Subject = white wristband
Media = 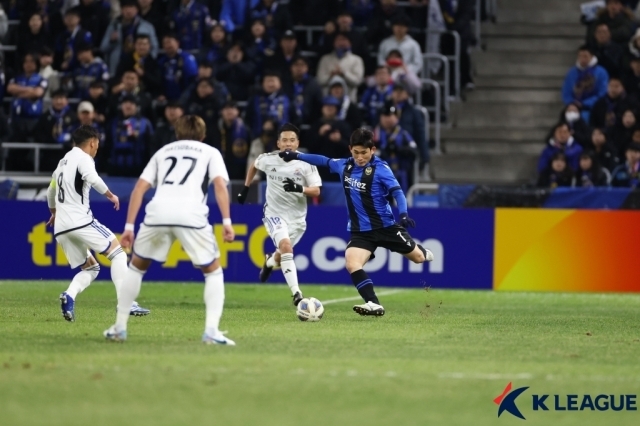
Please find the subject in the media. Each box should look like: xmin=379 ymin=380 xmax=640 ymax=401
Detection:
xmin=222 ymin=218 xmax=232 ymax=226
xmin=124 ymin=223 xmax=135 ymax=232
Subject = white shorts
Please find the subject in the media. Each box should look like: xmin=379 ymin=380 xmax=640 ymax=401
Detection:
xmin=132 ymin=224 xmax=219 ymax=267
xmin=55 ymin=220 xmax=116 ymax=269
xmin=263 ymin=216 xmax=306 ymax=249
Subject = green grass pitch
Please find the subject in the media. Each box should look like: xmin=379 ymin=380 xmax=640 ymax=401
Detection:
xmin=1 ymin=281 xmax=640 ymax=426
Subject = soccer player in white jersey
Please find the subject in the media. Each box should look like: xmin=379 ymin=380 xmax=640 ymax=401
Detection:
xmin=103 ymin=115 xmax=236 ymax=345
xmin=47 ymin=126 xmax=150 ymax=321
xmin=237 ymin=123 xmax=322 ymax=306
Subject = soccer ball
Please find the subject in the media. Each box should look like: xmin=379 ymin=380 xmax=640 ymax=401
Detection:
xmin=296 ymin=297 xmax=324 ymax=322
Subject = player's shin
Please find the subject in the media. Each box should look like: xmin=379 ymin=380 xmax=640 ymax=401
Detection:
xmin=280 ymin=253 xmax=300 ymax=295
xmin=107 ymin=247 xmax=127 ymax=299
xmin=66 ymin=264 xmax=100 ymax=299
xmin=115 ymin=265 xmax=144 ymax=330
xmin=350 ymin=269 xmax=379 ymax=304
xmin=204 ymin=268 xmax=225 ymax=336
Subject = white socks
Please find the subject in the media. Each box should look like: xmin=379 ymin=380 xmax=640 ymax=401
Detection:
xmin=204 ymin=268 xmax=225 ymax=337
xmin=65 ymin=264 xmax=100 ymax=299
xmin=115 ymin=265 xmax=144 ymax=331
xmin=107 ymin=247 xmax=127 ymax=299
xmin=267 ymin=252 xmax=279 ymax=269
xmin=280 ymin=253 xmax=300 ymax=295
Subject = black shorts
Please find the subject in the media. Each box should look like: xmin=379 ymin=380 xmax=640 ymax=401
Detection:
xmin=348 ymin=224 xmax=417 ymax=257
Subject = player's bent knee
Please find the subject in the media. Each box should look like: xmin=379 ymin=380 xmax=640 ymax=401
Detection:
xmin=201 ymin=258 xmax=221 ymax=274
xmin=130 ymin=254 xmax=152 ymax=272
xmin=278 ymin=239 xmax=293 ymax=254
xmin=81 ymin=262 xmax=100 ymax=280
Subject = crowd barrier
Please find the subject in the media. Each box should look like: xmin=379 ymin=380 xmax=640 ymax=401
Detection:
xmin=1 ymin=201 xmax=639 ymax=292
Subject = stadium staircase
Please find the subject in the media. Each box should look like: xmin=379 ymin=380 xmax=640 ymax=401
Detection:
xmin=432 ymin=0 xmax=585 ymax=184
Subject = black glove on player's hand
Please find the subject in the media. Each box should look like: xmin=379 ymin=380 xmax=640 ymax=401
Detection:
xmin=283 ymin=178 xmax=303 ymax=193
xmin=278 ymin=150 xmax=300 ymax=162
xmin=237 ymin=186 xmax=249 ymax=204
xmin=399 ymin=213 xmax=416 ymax=228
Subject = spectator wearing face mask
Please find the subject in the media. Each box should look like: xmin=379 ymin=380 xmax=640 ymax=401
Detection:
xmin=247 ymin=118 xmax=278 ymax=180
xmin=587 ymin=0 xmax=634 ymax=46
xmin=316 ymin=32 xmax=364 ymax=102
xmin=384 ymin=49 xmax=421 ymax=95
xmin=590 ymin=77 xmax=636 ymax=132
xmin=575 ymin=151 xmax=609 ymax=187
xmin=537 ymin=152 xmax=575 ymax=188
xmin=562 ymin=45 xmax=609 ymax=123
xmin=611 ymin=142 xmax=640 ymax=187
xmin=212 ymin=101 xmax=252 ymax=180
xmin=589 ymin=127 xmax=620 ymax=171
xmin=538 ymin=123 xmax=584 ymax=173
xmin=559 ymin=103 xmax=592 ymax=147
xmin=590 ymin=23 xmax=624 ymax=78
xmin=318 ymin=11 xmax=371 ymax=72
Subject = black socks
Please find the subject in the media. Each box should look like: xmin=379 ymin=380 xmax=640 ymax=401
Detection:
xmin=350 ymin=269 xmax=379 ymax=304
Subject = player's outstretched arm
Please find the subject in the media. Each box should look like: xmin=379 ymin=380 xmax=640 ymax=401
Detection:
xmin=279 ymin=150 xmax=332 ymax=168
xmin=213 ymin=176 xmax=235 ymax=243
xmin=238 ymin=162 xmax=258 ymax=204
xmin=391 ymin=187 xmax=416 ymax=228
xmin=121 ymin=179 xmax=151 ymax=248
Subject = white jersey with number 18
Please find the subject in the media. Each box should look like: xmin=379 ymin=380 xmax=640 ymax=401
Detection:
xmin=139 ymin=140 xmax=229 ymax=228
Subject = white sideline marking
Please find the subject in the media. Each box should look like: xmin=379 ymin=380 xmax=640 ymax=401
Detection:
xmin=439 ymin=372 xmax=533 ymax=380
xmin=321 ymin=289 xmax=406 ymax=305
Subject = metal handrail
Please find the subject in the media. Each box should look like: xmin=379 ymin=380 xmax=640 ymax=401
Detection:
xmin=420 ymin=79 xmax=440 ymax=154
xmin=406 ymin=183 xmax=440 ymax=207
xmin=1 ymin=143 xmax=63 ymax=173
xmin=422 ymin=53 xmax=450 ymax=113
xmin=428 ymin=29 xmax=460 ymax=100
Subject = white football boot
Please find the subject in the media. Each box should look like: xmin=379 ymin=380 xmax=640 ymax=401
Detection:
xmin=353 ymin=301 xmax=385 ymax=316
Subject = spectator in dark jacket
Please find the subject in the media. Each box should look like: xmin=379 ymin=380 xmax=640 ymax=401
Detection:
xmin=7 ymin=52 xmax=48 ymax=142
xmin=328 ymin=75 xmax=363 ymax=132
xmin=108 ymin=70 xmax=154 ymax=121
xmin=114 ymin=34 xmax=162 ymax=96
xmin=285 ymin=56 xmax=323 ymax=126
xmin=361 ymin=65 xmax=394 ymax=126
xmin=55 ymin=8 xmax=92 ymax=72
xmin=75 ymin=0 xmax=110 ymax=45
xmin=157 ymin=32 xmax=198 ymax=101
xmin=610 ymin=108 xmax=637 ymax=153
xmin=66 ymin=43 xmax=110 ymax=100
xmin=308 ymin=96 xmax=352 ymax=181
xmin=87 ymin=81 xmax=109 ymax=124
xmin=184 ymin=79 xmax=223 ymax=144
xmin=170 ymin=0 xmax=212 ymax=50
xmin=203 ymin=23 xmax=229 ymax=65
xmin=390 ymin=83 xmax=428 ymax=166
xmin=587 ymin=0 xmax=634 ymax=45
xmin=179 ymin=61 xmax=229 ymax=107
xmin=152 ymin=101 xmax=183 ymax=154
xmin=575 ymin=151 xmax=609 ymax=187
xmin=11 ymin=13 xmax=53 ymax=69
xmin=215 ymin=41 xmax=256 ymax=101
xmin=538 ymin=123 xmax=584 ymax=173
xmin=246 ymin=71 xmax=291 ymax=136
xmin=246 ymin=19 xmax=277 ymax=78
xmin=264 ymin=29 xmax=299 ymax=87
xmin=211 ymin=101 xmax=252 ymax=180
xmin=611 ymin=142 xmax=640 ymax=186
xmin=590 ymin=23 xmax=624 ymax=78
xmin=590 ymin=77 xmax=635 ymax=132
xmin=537 ymin=152 xmax=576 ymax=188
xmin=558 ymin=103 xmax=592 ymax=147
xmin=248 ymin=0 xmax=293 ymax=40
xmin=590 ymin=127 xmax=620 ymax=171
xmin=34 ymin=89 xmax=76 ymax=170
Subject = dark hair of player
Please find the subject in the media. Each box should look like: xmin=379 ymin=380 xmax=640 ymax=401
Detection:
xmin=278 ymin=123 xmax=300 ymax=140
xmin=349 ymin=128 xmax=375 ymax=149
xmin=72 ymin=125 xmax=101 ymax=146
xmin=175 ymin=115 xmax=206 ymax=141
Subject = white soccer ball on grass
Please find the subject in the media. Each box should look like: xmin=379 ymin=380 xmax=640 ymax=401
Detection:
xmin=296 ymin=297 xmax=324 ymax=322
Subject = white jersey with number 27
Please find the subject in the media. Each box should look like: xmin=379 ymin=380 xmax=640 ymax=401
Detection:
xmin=139 ymin=140 xmax=229 ymax=228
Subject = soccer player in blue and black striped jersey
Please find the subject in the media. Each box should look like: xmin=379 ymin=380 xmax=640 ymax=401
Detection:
xmin=279 ymin=128 xmax=434 ymax=316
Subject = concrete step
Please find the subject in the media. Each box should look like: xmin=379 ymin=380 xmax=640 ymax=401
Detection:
xmin=453 ymin=102 xmax=561 ymax=127
xmin=475 ymin=60 xmax=570 ymax=78
xmin=497 ymin=0 xmax=586 ymax=11
xmin=475 ymin=76 xmax=564 ymax=90
xmin=498 ymin=9 xmax=582 ymax=24
xmin=482 ymin=23 xmax=585 ymax=38
xmin=465 ymin=89 xmax=561 ymax=103
xmin=443 ymin=140 xmax=543 ymax=155
xmin=441 ymin=127 xmax=549 ymax=142
xmin=431 ymin=153 xmax=538 ymax=184
xmin=487 ymin=37 xmax=580 ymax=52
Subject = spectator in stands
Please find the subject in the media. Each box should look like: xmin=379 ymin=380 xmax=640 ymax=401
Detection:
xmin=114 ymin=34 xmax=161 ymax=96
xmin=211 ymin=100 xmax=252 ymax=180
xmin=246 ymin=19 xmax=277 ymax=77
xmin=7 ymin=52 xmax=48 ymax=142
xmin=610 ymin=108 xmax=637 ymax=153
xmin=575 ymin=151 xmax=609 ymax=187
xmin=100 ymin=0 xmax=159 ymax=75
xmin=385 ymin=49 xmax=421 ymax=95
xmin=536 ymin=152 xmax=575 ymax=188
xmin=170 ymin=0 xmax=212 ymax=51
xmin=590 ymin=127 xmax=620 ymax=171
xmin=87 ymin=80 xmax=108 ymax=123
xmin=308 ymin=96 xmax=352 ymax=181
xmin=611 ymin=142 xmax=640 ymax=186
xmin=377 ymin=14 xmax=422 ymax=77
xmin=23 ymin=0 xmax=64 ymax=36
xmin=286 ymin=56 xmax=322 ymax=127
xmin=246 ymin=71 xmax=291 ymax=136
xmin=290 ymin=0 xmax=340 ymax=27
xmin=138 ymin=0 xmax=167 ymax=40
xmin=156 ymin=32 xmax=198 ymax=102
xmin=39 ymin=47 xmax=60 ymax=101
xmin=152 ymin=101 xmax=182 ymax=153
xmin=65 ymin=43 xmax=109 ymax=100
xmin=561 ymin=45 xmax=609 ymax=123
xmin=390 ymin=83 xmax=428 ymax=166
xmin=538 ymin=123 xmax=583 ymax=173
xmin=316 ymin=32 xmax=364 ymax=102
xmin=109 ymin=70 xmax=154 ymax=121
xmin=590 ymin=23 xmax=624 ymax=78
xmin=76 ymin=100 xmax=106 ymax=142
xmin=33 ymin=89 xmax=75 ymax=147
xmin=587 ymin=0 xmax=634 ymax=45
xmin=13 ymin=13 xmax=53 ymax=68
xmin=247 ymin=117 xmax=278 ymax=177
xmin=203 ymin=23 xmax=229 ymax=64
xmin=215 ymin=41 xmax=256 ymax=101
xmin=248 ymin=0 xmax=293 ymax=40
xmin=75 ymin=0 xmax=110 ymax=45
xmin=374 ymin=103 xmax=418 ymax=191
xmin=623 ymin=28 xmax=640 ymax=69
xmin=55 ymin=7 xmax=92 ymax=71
xmin=328 ymin=76 xmax=363 ymax=132
xmin=558 ymin=103 xmax=591 ymax=147
xmin=264 ymin=29 xmax=299 ymax=86
xmin=179 ymin=61 xmax=229 ymax=106
xmin=105 ymin=94 xmax=153 ymax=176
xmin=367 ymin=0 xmax=406 ymax=47
xmin=318 ymin=11 xmax=370 ymax=72
xmin=361 ymin=65 xmax=394 ymax=126
xmin=343 ymin=0 xmax=375 ymax=26
xmin=184 ymin=79 xmax=223 ymax=142
xmin=590 ymin=77 xmax=635 ymax=133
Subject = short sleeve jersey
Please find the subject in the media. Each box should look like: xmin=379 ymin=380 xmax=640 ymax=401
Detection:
xmin=327 ymin=156 xmax=400 ymax=232
xmin=255 ymin=152 xmax=322 ymax=224
xmin=140 ymin=140 xmax=229 ymax=228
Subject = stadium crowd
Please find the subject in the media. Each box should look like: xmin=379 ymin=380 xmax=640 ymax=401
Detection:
xmin=541 ymin=0 xmax=640 ymax=188
xmin=0 ymin=0 xmax=476 ymax=192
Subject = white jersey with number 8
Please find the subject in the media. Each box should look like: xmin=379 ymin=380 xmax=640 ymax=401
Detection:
xmin=139 ymin=140 xmax=229 ymax=228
